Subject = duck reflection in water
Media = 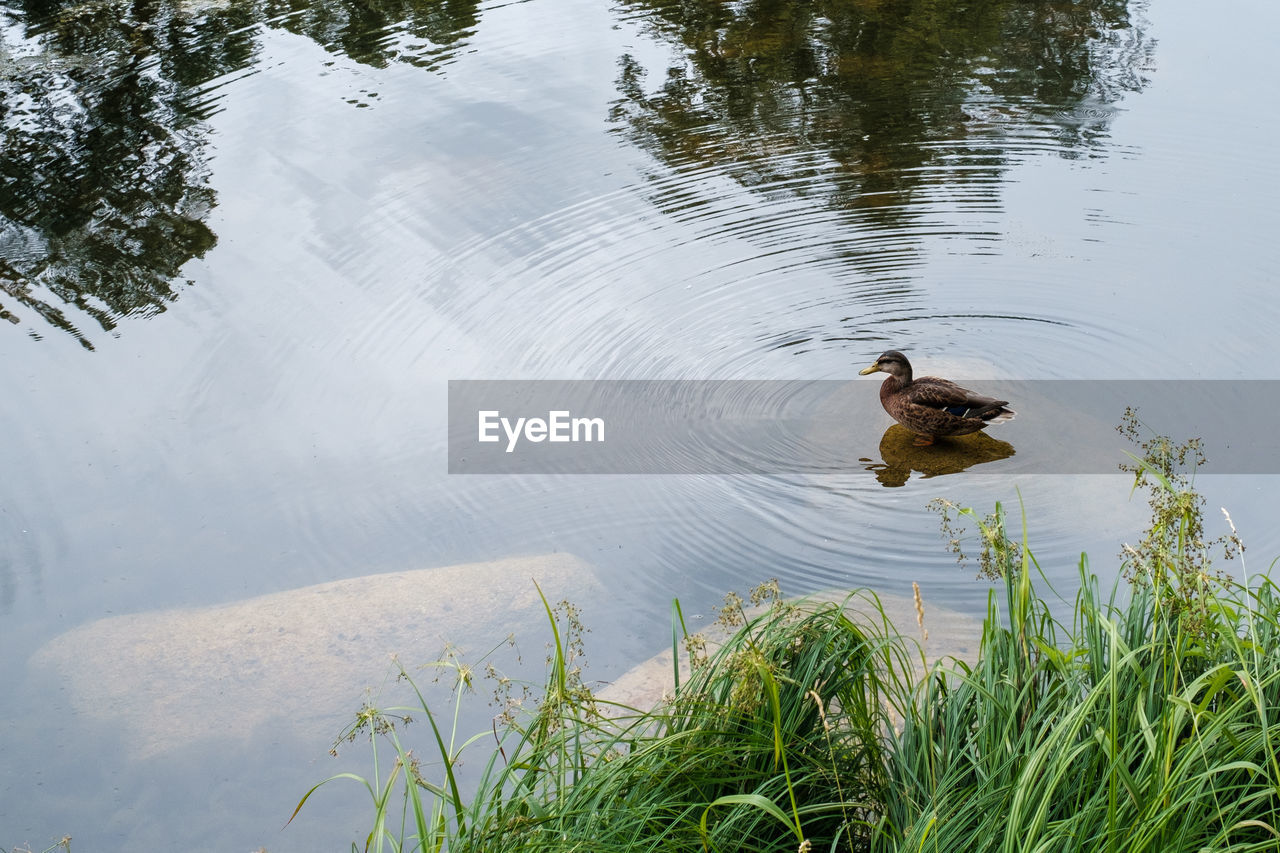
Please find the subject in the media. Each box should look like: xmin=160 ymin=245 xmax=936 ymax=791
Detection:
xmin=861 ymin=424 xmax=1015 ymax=487
xmin=855 ymin=350 xmax=1016 ymax=486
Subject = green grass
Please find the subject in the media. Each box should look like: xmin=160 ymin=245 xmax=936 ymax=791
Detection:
xmin=297 ymin=428 xmax=1280 ymax=852
xmin=885 ymin=513 xmax=1280 ymax=852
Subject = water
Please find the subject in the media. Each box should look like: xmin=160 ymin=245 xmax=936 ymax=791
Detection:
xmin=3 ymin=0 xmax=1279 ymax=847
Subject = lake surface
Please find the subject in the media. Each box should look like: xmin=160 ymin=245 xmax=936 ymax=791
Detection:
xmin=3 ymin=0 xmax=1279 ymax=847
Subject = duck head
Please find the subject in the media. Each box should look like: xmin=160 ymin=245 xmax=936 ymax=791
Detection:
xmin=858 ymin=350 xmax=913 ymax=383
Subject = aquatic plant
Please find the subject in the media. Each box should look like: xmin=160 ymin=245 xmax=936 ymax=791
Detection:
xmin=3 ymin=837 xmax=72 ymax=853
xmin=297 ymin=425 xmax=1280 ymax=852
xmin=886 ymin=510 xmax=1278 ymax=851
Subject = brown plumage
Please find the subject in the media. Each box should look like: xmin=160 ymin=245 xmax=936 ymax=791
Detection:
xmin=858 ymin=350 xmax=1015 ymax=446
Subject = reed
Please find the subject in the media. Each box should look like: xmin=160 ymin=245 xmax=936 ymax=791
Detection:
xmin=297 ymin=426 xmax=1280 ymax=852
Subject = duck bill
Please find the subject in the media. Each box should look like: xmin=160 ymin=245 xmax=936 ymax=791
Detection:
xmin=858 ymin=363 xmax=881 ymax=375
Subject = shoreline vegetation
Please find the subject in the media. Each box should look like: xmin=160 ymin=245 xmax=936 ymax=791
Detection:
xmin=296 ymin=423 xmax=1280 ymax=852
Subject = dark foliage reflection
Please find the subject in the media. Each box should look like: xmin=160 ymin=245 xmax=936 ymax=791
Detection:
xmin=611 ymin=0 xmax=1154 ymax=245
xmin=0 ymin=0 xmax=479 ymax=346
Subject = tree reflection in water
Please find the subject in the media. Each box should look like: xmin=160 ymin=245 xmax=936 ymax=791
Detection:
xmin=610 ymin=0 xmax=1154 ymax=342
xmin=1 ymin=0 xmax=1153 ymax=347
xmin=614 ymin=0 xmax=1153 ymax=203
xmin=0 ymin=0 xmax=480 ymax=347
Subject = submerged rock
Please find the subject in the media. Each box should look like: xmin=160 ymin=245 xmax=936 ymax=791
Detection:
xmin=32 ymin=553 xmax=596 ymax=757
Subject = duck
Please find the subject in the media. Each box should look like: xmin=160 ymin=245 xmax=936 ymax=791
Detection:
xmin=858 ymin=350 xmax=1015 ymax=446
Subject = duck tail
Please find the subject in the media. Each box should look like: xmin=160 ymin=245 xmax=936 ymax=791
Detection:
xmin=983 ymin=406 xmax=1015 ymax=425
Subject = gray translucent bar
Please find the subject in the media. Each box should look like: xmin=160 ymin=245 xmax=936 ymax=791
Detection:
xmin=448 ymin=380 xmax=1276 ymax=475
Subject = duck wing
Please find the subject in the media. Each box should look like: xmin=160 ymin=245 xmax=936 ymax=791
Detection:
xmin=910 ymin=377 xmax=1011 ymax=420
